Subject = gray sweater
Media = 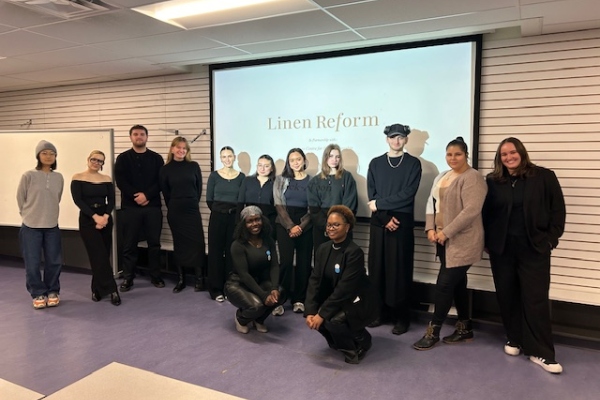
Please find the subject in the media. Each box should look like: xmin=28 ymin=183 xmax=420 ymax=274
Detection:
xmin=16 ymin=169 xmax=63 ymax=228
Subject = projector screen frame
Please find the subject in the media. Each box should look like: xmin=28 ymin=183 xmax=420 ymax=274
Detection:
xmin=209 ymin=34 xmax=483 ymax=225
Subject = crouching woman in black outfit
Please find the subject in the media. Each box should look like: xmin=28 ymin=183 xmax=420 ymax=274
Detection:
xmin=225 ymin=206 xmax=286 ymax=334
xmin=304 ymin=205 xmax=380 ymax=364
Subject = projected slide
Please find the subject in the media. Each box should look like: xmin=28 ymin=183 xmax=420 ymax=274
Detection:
xmin=211 ymin=38 xmax=479 ymax=220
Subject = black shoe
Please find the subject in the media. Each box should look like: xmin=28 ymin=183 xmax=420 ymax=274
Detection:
xmin=151 ymin=277 xmax=165 ymax=288
xmin=92 ymin=291 xmax=102 ymax=302
xmin=367 ymin=318 xmax=382 ymax=328
xmin=442 ymin=320 xmax=474 ymax=344
xmin=340 ymin=349 xmax=360 ymax=364
xmin=120 ymin=279 xmax=133 ymax=292
xmin=412 ymin=322 xmax=441 ymax=350
xmin=110 ymin=292 xmax=121 ymax=306
xmin=194 ymin=278 xmax=205 ymax=292
xmin=173 ymin=278 xmax=186 ymax=293
xmin=392 ymin=321 xmax=410 ymax=335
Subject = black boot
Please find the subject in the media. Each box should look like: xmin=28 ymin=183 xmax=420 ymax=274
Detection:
xmin=194 ymin=276 xmax=205 ymax=292
xmin=173 ymin=275 xmax=186 ymax=293
xmin=340 ymin=349 xmax=360 ymax=364
xmin=354 ymin=329 xmax=372 ymax=361
xmin=412 ymin=322 xmax=441 ymax=350
xmin=442 ymin=319 xmax=473 ymax=344
xmin=110 ymin=292 xmax=121 ymax=306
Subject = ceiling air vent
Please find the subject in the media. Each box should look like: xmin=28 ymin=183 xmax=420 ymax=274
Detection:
xmin=8 ymin=0 xmax=119 ymax=19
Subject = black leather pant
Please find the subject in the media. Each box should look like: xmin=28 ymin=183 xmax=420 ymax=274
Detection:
xmin=319 ymin=310 xmax=372 ymax=352
xmin=225 ymin=276 xmax=287 ymax=326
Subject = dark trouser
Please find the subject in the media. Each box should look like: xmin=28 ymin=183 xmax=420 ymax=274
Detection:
xmin=368 ymin=212 xmax=414 ymax=324
xmin=120 ymin=206 xmax=162 ymax=280
xmin=225 ymin=277 xmax=287 ymax=325
xmin=432 ymin=244 xmax=471 ymax=325
xmin=489 ymin=234 xmax=556 ymax=362
xmin=276 ymin=223 xmax=313 ymax=304
xmin=79 ymin=218 xmax=117 ymax=297
xmin=319 ymin=310 xmax=372 ymax=352
xmin=207 ymin=211 xmax=236 ymax=298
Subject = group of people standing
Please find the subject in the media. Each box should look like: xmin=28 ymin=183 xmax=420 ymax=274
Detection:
xmin=16 ymin=123 xmax=565 ymax=373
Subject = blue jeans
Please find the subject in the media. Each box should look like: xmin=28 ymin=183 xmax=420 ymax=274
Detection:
xmin=20 ymin=225 xmax=63 ymax=298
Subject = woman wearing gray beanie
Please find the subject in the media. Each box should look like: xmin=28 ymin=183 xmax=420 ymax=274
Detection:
xmin=17 ymin=140 xmax=64 ymax=309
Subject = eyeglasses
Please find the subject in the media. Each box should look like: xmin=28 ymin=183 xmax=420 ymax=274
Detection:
xmin=326 ymin=222 xmax=347 ymax=230
xmin=90 ymin=158 xmax=105 ymax=165
xmin=40 ymin=151 xmax=56 ymax=156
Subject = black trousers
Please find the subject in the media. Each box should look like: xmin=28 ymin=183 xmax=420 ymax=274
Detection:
xmin=79 ymin=217 xmax=117 ymax=297
xmin=319 ymin=310 xmax=372 ymax=352
xmin=276 ymin=223 xmax=313 ymax=304
xmin=207 ymin=211 xmax=236 ymax=298
xmin=225 ymin=277 xmax=287 ymax=325
xmin=489 ymin=234 xmax=556 ymax=361
xmin=119 ymin=206 xmax=162 ymax=280
xmin=432 ymin=244 xmax=470 ymax=325
xmin=368 ymin=212 xmax=414 ymax=323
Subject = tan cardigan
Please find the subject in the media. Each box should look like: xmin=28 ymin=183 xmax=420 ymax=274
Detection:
xmin=425 ymin=167 xmax=487 ymax=268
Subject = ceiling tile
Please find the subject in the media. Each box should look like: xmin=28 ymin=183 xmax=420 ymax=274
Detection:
xmin=15 ymin=45 xmax=130 ymax=68
xmin=9 ymin=64 xmax=103 ymax=83
xmin=28 ymin=9 xmax=181 ymax=45
xmin=0 ymin=30 xmax=77 ymax=57
xmin=143 ymin=47 xmax=248 ymax=64
xmin=193 ymin=10 xmax=346 ymax=45
xmin=0 ymin=2 xmax=64 ymax=28
xmin=237 ymin=31 xmax=363 ymax=55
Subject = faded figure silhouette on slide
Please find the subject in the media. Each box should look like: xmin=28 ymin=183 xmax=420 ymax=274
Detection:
xmin=237 ymin=152 xmax=252 ymax=176
xmin=404 ymin=129 xmax=438 ymax=222
xmin=305 ymin=152 xmax=319 ymax=178
xmin=341 ymin=148 xmax=369 ymax=218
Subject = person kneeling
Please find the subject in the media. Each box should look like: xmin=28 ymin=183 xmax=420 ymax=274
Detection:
xmin=304 ymin=205 xmax=380 ymax=364
xmin=225 ymin=206 xmax=285 ymax=334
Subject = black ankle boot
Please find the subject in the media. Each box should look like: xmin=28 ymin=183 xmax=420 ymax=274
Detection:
xmin=442 ymin=319 xmax=474 ymax=344
xmin=412 ymin=322 xmax=442 ymax=350
xmin=92 ymin=291 xmax=102 ymax=302
xmin=173 ymin=275 xmax=186 ymax=293
xmin=194 ymin=277 xmax=205 ymax=292
xmin=340 ymin=349 xmax=360 ymax=364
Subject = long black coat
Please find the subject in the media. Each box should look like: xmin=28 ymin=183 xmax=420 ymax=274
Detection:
xmin=483 ymin=166 xmax=566 ymax=254
xmin=304 ymin=238 xmax=380 ymax=330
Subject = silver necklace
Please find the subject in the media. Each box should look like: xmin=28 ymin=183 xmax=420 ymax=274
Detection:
xmin=387 ymin=153 xmax=404 ymax=168
xmin=332 ymin=243 xmax=342 ymax=250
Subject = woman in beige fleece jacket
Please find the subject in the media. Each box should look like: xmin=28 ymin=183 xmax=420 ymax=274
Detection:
xmin=413 ymin=137 xmax=487 ymax=350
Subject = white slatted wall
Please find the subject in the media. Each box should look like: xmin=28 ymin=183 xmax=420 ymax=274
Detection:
xmin=1 ymin=28 xmax=599 ymax=305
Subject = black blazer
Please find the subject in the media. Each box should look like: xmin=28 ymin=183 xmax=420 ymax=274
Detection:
xmin=304 ymin=237 xmax=380 ymax=330
xmin=483 ymin=166 xmax=566 ymax=254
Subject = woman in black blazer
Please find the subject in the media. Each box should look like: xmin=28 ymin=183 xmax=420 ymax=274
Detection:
xmin=304 ymin=205 xmax=380 ymax=364
xmin=483 ymin=137 xmax=566 ymax=374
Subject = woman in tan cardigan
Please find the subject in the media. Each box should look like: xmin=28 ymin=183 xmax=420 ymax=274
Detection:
xmin=413 ymin=137 xmax=487 ymax=350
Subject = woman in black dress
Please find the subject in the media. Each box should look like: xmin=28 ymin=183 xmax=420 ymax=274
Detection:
xmin=225 ymin=206 xmax=284 ymax=334
xmin=305 ymin=205 xmax=380 ymax=364
xmin=159 ymin=137 xmax=206 ymax=293
xmin=71 ymin=150 xmax=120 ymax=305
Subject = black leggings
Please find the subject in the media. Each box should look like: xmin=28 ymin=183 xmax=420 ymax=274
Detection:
xmin=432 ymin=244 xmax=471 ymax=326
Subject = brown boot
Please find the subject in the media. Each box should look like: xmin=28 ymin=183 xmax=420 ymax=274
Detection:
xmin=412 ymin=322 xmax=441 ymax=351
xmin=442 ymin=320 xmax=474 ymax=344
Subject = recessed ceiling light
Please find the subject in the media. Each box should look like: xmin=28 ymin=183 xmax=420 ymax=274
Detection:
xmin=133 ymin=0 xmax=317 ymax=30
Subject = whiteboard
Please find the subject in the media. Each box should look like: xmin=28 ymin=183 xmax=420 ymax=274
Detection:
xmin=0 ymin=129 xmax=114 ymax=230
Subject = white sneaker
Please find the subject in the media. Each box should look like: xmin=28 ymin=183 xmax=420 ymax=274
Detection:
xmin=504 ymin=341 xmax=521 ymax=356
xmin=272 ymin=305 xmax=284 ymax=316
xmin=234 ymin=313 xmax=249 ymax=334
xmin=215 ymin=295 xmax=225 ymax=303
xmin=254 ymin=322 xmax=268 ymax=333
xmin=530 ymin=356 xmax=563 ymax=374
xmin=292 ymin=302 xmax=305 ymax=313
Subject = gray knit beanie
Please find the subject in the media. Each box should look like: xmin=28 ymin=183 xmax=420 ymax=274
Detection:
xmin=35 ymin=140 xmax=57 ymax=157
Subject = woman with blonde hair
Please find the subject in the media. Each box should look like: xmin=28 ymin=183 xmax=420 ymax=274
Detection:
xmin=71 ymin=150 xmax=120 ymax=305
xmin=307 ymin=144 xmax=357 ymax=256
xmin=160 ymin=137 xmax=206 ymax=293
